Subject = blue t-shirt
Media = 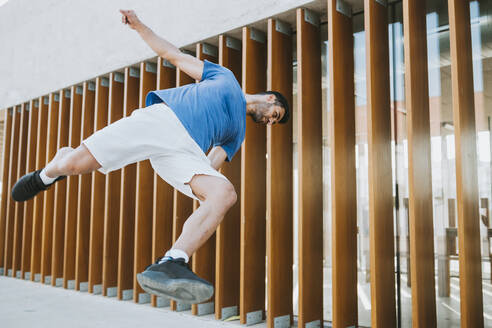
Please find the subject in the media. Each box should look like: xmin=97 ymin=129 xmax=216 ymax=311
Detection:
xmin=145 ymin=60 xmax=246 ymax=162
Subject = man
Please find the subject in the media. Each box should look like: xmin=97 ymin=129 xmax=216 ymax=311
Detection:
xmin=11 ymin=9 xmax=289 ymax=304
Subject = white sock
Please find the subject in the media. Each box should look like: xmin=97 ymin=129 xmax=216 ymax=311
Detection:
xmin=161 ymin=249 xmax=189 ymax=263
xmin=39 ymin=168 xmax=58 ymax=185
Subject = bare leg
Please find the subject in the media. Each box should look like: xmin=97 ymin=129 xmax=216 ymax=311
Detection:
xmin=43 ymin=144 xmax=101 ymax=177
xmin=172 ymin=174 xmax=237 ymax=257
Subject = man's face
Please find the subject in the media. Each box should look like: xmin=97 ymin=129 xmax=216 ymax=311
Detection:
xmin=252 ymin=102 xmax=285 ymax=125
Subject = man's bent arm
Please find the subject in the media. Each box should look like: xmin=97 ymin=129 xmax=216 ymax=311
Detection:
xmin=207 ymin=146 xmax=227 ymax=171
xmin=120 ymin=10 xmax=204 ymax=81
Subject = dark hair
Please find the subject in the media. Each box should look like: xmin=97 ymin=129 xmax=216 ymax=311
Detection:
xmin=258 ymin=91 xmax=290 ymax=124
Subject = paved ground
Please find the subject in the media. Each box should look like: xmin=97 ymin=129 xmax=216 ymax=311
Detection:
xmin=0 ymin=276 xmax=258 ymax=328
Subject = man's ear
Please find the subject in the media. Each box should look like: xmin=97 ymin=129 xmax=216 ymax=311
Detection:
xmin=266 ymin=94 xmax=276 ymax=103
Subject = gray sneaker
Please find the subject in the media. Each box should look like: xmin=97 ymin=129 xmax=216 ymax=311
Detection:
xmin=136 ymin=256 xmax=214 ymax=304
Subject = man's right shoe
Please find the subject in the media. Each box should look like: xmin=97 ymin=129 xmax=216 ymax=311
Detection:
xmin=11 ymin=169 xmax=66 ymax=202
xmin=136 ymin=256 xmax=214 ymax=304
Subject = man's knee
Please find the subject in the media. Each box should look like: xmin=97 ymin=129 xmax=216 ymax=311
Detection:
xmin=210 ymin=180 xmax=237 ymax=209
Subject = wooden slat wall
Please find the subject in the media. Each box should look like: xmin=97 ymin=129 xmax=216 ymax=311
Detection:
xmin=76 ymin=82 xmax=95 ymax=291
xmin=170 ymin=67 xmax=195 ymax=312
xmin=117 ymin=67 xmax=139 ymax=300
xmin=30 ymin=97 xmax=49 ymax=282
xmin=51 ymin=90 xmax=71 ymax=287
xmin=191 ymin=43 xmax=218 ymax=316
xmin=296 ymin=8 xmax=323 ymax=328
xmin=133 ymin=62 xmax=156 ymax=303
xmin=266 ymin=18 xmax=293 ymax=328
xmin=41 ymin=94 xmax=60 ymax=283
xmin=150 ymin=58 xmax=175 ymax=308
xmin=3 ymin=106 xmax=20 ymax=277
xmin=0 ymin=107 xmax=13 ymax=273
xmin=402 ymin=0 xmax=438 ymax=326
xmin=63 ymin=86 xmax=83 ymax=289
xmin=448 ymin=0 xmax=484 ymax=326
xmin=215 ymin=35 xmax=242 ymax=320
xmin=327 ymin=1 xmax=358 ymax=326
xmin=12 ymin=104 xmax=29 ymax=278
xmin=240 ymin=26 xmax=267 ymax=325
xmin=102 ymin=72 xmax=124 ymax=297
xmin=21 ymin=100 xmax=39 ymax=279
xmin=88 ymin=78 xmax=109 ymax=294
xmin=365 ymin=1 xmax=396 ymax=326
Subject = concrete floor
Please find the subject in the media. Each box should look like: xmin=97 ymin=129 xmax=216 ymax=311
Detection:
xmin=0 ymin=276 xmax=257 ymax=328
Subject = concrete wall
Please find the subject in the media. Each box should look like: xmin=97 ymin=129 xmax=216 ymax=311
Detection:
xmin=0 ymin=0 xmax=314 ymax=108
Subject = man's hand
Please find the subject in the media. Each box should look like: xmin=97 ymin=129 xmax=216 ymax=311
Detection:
xmin=120 ymin=9 xmax=143 ymax=31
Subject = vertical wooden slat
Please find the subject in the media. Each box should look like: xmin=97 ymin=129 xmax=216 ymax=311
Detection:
xmin=3 ymin=105 xmax=20 ymax=277
xmin=41 ymin=93 xmax=60 ymax=283
xmin=12 ymin=103 xmax=29 ymax=278
xmin=51 ymin=89 xmax=71 ymax=286
xmin=448 ymin=0 xmax=484 ymax=326
xmin=191 ymin=43 xmax=218 ymax=316
xmin=133 ymin=62 xmax=156 ymax=303
xmin=117 ymin=67 xmax=139 ymax=300
xmin=150 ymin=58 xmax=175 ymax=308
xmin=296 ymin=8 xmax=323 ymax=328
xmin=170 ymin=67 xmax=195 ymax=311
xmin=30 ymin=97 xmax=49 ymax=281
xmin=0 ymin=107 xmax=13 ymax=273
xmin=266 ymin=18 xmax=293 ymax=328
xmin=102 ymin=73 xmax=124 ymax=297
xmin=327 ymin=0 xmax=358 ymax=326
xmin=88 ymin=77 xmax=109 ymax=294
xmin=20 ymin=100 xmax=39 ymax=279
xmin=76 ymin=81 xmax=95 ymax=290
xmin=402 ymin=0 xmax=437 ymax=326
xmin=365 ymin=1 xmax=396 ymax=326
xmin=240 ymin=26 xmax=267 ymax=324
xmin=63 ymin=85 xmax=83 ymax=289
xmin=215 ymin=35 xmax=242 ymax=320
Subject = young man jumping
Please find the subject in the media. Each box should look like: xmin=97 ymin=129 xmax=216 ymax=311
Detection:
xmin=11 ymin=9 xmax=289 ymax=304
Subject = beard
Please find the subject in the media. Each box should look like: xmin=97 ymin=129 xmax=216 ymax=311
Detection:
xmin=251 ymin=104 xmax=269 ymax=123
xmin=251 ymin=111 xmax=264 ymax=123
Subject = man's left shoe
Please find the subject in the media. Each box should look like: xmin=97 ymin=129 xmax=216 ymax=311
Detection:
xmin=136 ymin=256 xmax=214 ymax=304
xmin=11 ymin=169 xmax=66 ymax=202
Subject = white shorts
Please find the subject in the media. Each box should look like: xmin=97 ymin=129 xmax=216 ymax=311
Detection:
xmin=82 ymin=102 xmax=228 ymax=201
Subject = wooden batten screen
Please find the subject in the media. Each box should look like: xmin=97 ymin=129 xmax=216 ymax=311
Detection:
xmin=169 ymin=66 xmax=195 ymax=312
xmin=266 ymin=18 xmax=293 ymax=328
xmin=215 ymin=34 xmax=242 ymax=320
xmin=41 ymin=93 xmax=60 ymax=284
xmin=150 ymin=58 xmax=175 ymax=308
xmin=328 ymin=0 xmax=358 ymax=326
xmin=191 ymin=43 xmax=218 ymax=317
xmin=31 ymin=97 xmax=49 ymax=282
xmin=118 ymin=67 xmax=139 ymax=300
xmin=51 ymin=89 xmax=71 ymax=287
xmin=134 ymin=62 xmax=157 ymax=304
xmin=20 ymin=100 xmax=38 ymax=280
xmin=63 ymin=85 xmax=83 ymax=289
xmin=12 ymin=103 xmax=28 ymax=280
xmin=403 ymin=0 xmax=438 ymax=326
xmin=76 ymin=81 xmax=95 ymax=291
xmin=88 ymin=77 xmax=109 ymax=294
xmin=296 ymin=8 xmax=324 ymax=328
xmin=448 ymin=0 xmax=484 ymax=326
xmin=0 ymin=107 xmax=13 ymax=275
xmin=240 ymin=26 xmax=267 ymax=326
xmin=102 ymin=72 xmax=124 ymax=297
xmin=365 ymin=0 xmax=396 ymax=326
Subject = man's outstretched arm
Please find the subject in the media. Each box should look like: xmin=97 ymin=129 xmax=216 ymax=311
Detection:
xmin=120 ymin=9 xmax=204 ymax=81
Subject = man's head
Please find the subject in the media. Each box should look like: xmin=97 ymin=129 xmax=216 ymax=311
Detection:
xmin=249 ymin=91 xmax=290 ymax=125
